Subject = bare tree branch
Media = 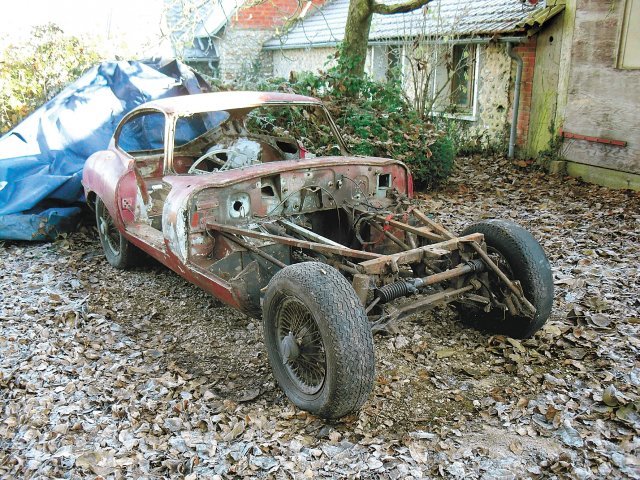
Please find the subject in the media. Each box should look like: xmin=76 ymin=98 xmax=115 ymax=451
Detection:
xmin=371 ymin=0 xmax=433 ymax=16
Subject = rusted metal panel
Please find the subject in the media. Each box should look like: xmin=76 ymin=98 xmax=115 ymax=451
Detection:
xmin=144 ymin=91 xmax=323 ymax=116
xmin=84 ymin=90 xmax=556 ymax=422
xmin=86 ymin=90 xmax=549 ymax=347
xmin=82 ymin=149 xmax=131 ymax=227
xmin=162 ymin=157 xmax=410 ymax=191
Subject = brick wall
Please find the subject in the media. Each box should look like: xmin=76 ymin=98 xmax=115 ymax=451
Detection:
xmin=513 ymin=36 xmax=537 ymax=149
xmin=234 ymin=0 xmax=326 ymax=30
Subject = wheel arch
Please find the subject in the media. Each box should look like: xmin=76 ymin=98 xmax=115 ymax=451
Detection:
xmin=86 ymin=190 xmax=97 ymax=211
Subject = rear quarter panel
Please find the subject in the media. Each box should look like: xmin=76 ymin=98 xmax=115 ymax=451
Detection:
xmin=82 ymin=148 xmax=131 ymax=226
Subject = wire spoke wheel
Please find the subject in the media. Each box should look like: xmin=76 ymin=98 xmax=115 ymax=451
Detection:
xmin=262 ymin=262 xmax=375 ymax=419
xmin=98 ymin=203 xmax=121 ymax=257
xmin=276 ymin=297 xmax=326 ymax=395
xmin=95 ymin=197 xmax=134 ymax=269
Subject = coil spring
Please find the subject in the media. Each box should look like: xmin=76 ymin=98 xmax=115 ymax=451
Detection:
xmin=376 ymin=281 xmax=413 ymax=303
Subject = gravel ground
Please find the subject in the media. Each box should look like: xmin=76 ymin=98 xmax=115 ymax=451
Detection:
xmin=1 ymin=156 xmax=639 ymax=479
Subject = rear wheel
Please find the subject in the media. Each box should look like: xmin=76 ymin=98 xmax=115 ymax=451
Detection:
xmin=459 ymin=219 xmax=553 ymax=338
xmin=262 ymin=262 xmax=375 ymax=419
xmin=95 ymin=197 xmax=134 ymax=269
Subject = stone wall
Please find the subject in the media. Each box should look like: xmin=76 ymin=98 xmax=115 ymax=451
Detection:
xmin=268 ymin=43 xmax=522 ymax=151
xmin=271 ymin=46 xmax=396 ymax=80
xmin=218 ymin=29 xmax=275 ymax=82
xmin=472 ymin=43 xmax=512 ymax=146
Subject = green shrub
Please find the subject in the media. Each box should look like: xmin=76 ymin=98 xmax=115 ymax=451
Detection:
xmin=432 ymin=113 xmax=507 ymax=156
xmin=410 ymin=135 xmax=455 ymax=190
xmin=228 ymin=47 xmax=454 ymax=190
xmin=300 ymin=69 xmax=453 ymax=189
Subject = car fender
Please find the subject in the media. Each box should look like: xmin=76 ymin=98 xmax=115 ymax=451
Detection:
xmin=82 ymin=150 xmax=130 ymax=225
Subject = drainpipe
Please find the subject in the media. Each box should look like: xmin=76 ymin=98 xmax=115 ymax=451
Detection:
xmin=507 ymin=42 xmax=523 ymax=159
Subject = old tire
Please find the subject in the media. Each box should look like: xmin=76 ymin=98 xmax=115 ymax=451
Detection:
xmin=95 ymin=197 xmax=134 ymax=269
xmin=459 ymin=219 xmax=553 ymax=338
xmin=262 ymin=262 xmax=375 ymax=419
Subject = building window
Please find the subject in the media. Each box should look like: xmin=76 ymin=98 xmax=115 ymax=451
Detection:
xmin=617 ymin=0 xmax=640 ymax=69
xmin=450 ymin=44 xmax=477 ymax=110
xmin=387 ymin=45 xmax=402 ymax=80
xmin=428 ymin=43 xmax=479 ymax=118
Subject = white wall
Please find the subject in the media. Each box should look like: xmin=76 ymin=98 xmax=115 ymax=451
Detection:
xmin=271 ymin=47 xmax=337 ymax=78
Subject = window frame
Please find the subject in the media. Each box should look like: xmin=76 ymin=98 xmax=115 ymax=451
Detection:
xmin=114 ymin=108 xmax=173 ymax=173
xmin=114 ymin=108 xmax=169 ymax=156
xmin=431 ymin=43 xmax=481 ymax=121
xmin=450 ymin=44 xmax=478 ymax=110
xmin=616 ymin=0 xmax=640 ymax=70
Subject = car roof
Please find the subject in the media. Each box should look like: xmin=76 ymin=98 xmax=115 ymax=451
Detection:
xmin=141 ymin=91 xmax=322 ymax=116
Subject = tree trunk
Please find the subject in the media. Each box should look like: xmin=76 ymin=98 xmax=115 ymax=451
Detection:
xmin=341 ymin=0 xmax=374 ymax=77
xmin=341 ymin=0 xmax=434 ymax=77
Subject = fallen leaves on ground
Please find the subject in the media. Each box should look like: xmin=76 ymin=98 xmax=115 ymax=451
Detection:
xmin=1 ymin=155 xmax=639 ymax=478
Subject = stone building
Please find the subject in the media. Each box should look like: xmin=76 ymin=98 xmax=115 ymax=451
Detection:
xmin=168 ymin=0 xmax=326 ymax=81
xmin=264 ymin=0 xmax=640 ymax=189
xmin=172 ymin=0 xmax=640 ymax=189
xmin=263 ymin=0 xmax=562 ymax=155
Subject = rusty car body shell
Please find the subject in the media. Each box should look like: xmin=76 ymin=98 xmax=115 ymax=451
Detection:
xmin=83 ymin=90 xmax=539 ymax=330
xmin=82 ymin=91 xmax=553 ymax=419
xmin=82 ymin=92 xmax=414 ymax=313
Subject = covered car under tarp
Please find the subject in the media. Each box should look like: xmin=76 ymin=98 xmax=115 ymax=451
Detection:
xmin=0 ymin=59 xmax=211 ymax=241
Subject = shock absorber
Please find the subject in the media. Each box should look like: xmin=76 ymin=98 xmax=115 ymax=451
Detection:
xmin=374 ymin=259 xmax=485 ymax=303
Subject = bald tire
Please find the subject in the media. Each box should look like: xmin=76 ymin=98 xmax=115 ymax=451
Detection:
xmin=262 ymin=262 xmax=375 ymax=419
xmin=459 ymin=219 xmax=553 ymax=338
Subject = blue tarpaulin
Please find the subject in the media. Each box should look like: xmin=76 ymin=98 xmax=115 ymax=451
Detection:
xmin=0 ymin=59 xmax=211 ymax=241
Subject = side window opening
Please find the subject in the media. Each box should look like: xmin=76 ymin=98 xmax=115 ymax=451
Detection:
xmin=117 ymin=112 xmax=166 ymax=155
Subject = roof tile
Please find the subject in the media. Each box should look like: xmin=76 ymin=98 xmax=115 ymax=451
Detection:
xmin=264 ymin=0 xmax=546 ymax=49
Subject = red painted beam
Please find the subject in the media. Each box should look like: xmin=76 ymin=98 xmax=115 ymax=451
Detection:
xmin=559 ymin=129 xmax=627 ymax=147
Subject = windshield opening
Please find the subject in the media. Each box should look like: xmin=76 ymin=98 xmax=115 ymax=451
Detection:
xmin=172 ymin=104 xmax=345 ymax=174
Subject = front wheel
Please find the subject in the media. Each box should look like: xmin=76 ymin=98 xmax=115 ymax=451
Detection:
xmin=262 ymin=262 xmax=375 ymax=419
xmin=458 ymin=219 xmax=554 ymax=338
